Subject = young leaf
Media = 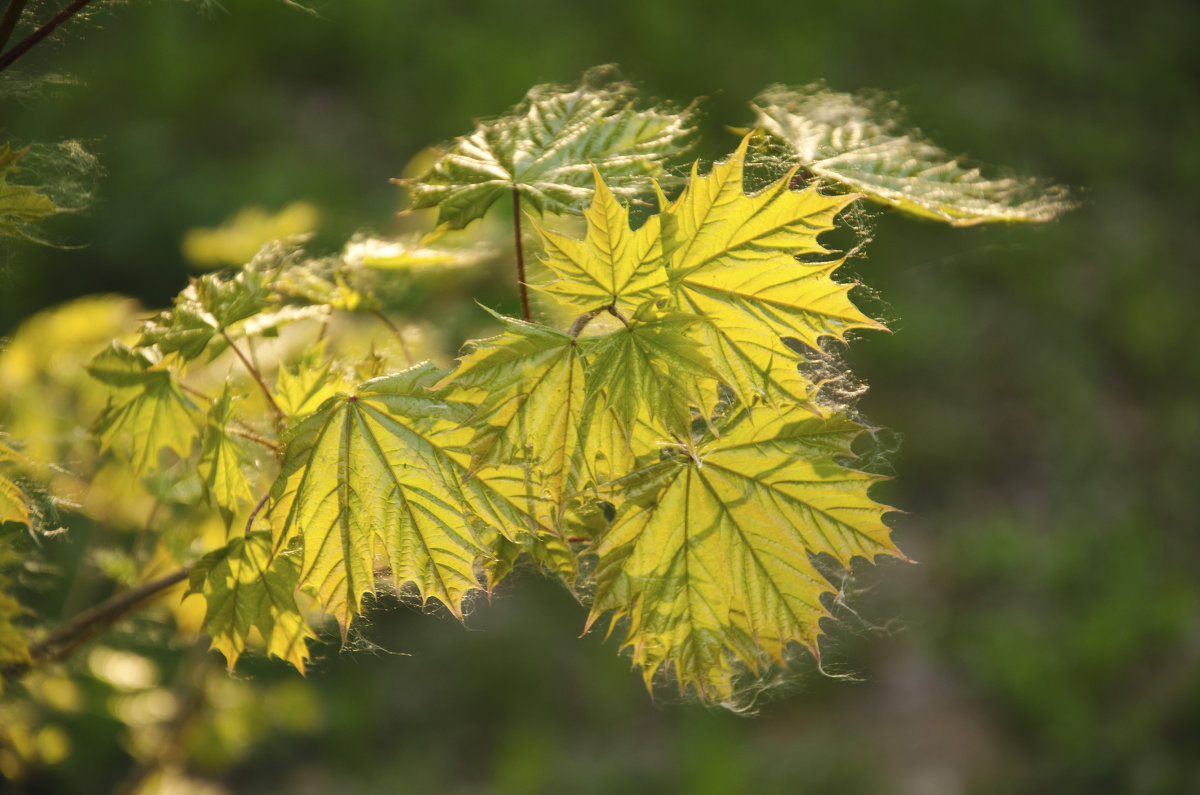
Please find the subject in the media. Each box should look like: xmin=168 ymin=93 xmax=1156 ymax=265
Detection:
xmin=197 ymin=384 xmax=255 ymax=512
xmin=270 ymin=363 xmax=535 ymax=630
xmin=438 ymin=312 xmax=589 ymax=510
xmin=582 ymin=302 xmax=722 ymax=439
xmin=405 ymin=67 xmax=694 ymax=230
xmin=751 ymin=85 xmax=1074 ymax=225
xmin=0 ymin=144 xmax=62 ymax=244
xmin=587 ymin=406 xmax=899 ymax=704
xmin=189 ymin=531 xmax=314 ymax=672
xmin=140 ymin=264 xmax=275 ymax=360
xmin=534 ymin=170 xmax=668 ymax=315
xmin=661 ymin=137 xmax=883 ymax=407
xmin=87 ymin=344 xmax=202 ymax=476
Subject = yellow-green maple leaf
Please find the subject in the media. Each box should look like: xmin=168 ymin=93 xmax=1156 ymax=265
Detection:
xmin=438 ymin=312 xmax=589 ymax=510
xmin=189 ymin=531 xmax=314 ymax=672
xmin=197 ymin=384 xmax=255 ymax=513
xmin=534 ymin=170 xmax=668 ymax=315
xmin=587 ymin=405 xmax=900 ymax=704
xmin=270 ymin=363 xmax=539 ymax=630
xmin=0 ymin=144 xmax=62 ymax=244
xmin=660 ymin=137 xmax=884 ymax=407
xmin=87 ymin=344 xmax=202 ymax=476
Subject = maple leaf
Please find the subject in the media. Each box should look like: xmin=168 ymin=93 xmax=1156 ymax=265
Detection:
xmin=660 ymin=136 xmax=883 ymax=408
xmin=751 ymin=85 xmax=1074 ymax=225
xmin=197 ymin=383 xmax=255 ymax=513
xmin=0 ymin=435 xmax=30 ymax=528
xmin=587 ymin=406 xmax=900 ymax=704
xmin=581 ymin=302 xmax=723 ymax=440
xmin=0 ymin=144 xmax=62 ymax=244
xmin=270 ymin=363 xmax=539 ymax=630
xmin=405 ymin=67 xmax=694 ymax=231
xmin=189 ymin=531 xmax=314 ymax=672
xmin=87 ymin=344 xmax=202 ymax=476
xmin=437 ymin=311 xmax=588 ymax=510
xmin=534 ymin=170 xmax=668 ymax=316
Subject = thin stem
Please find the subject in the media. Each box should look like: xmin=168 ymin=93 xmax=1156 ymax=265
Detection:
xmin=221 ymin=329 xmax=284 ymax=425
xmin=569 ymin=303 xmax=629 ymax=339
xmin=0 ymin=0 xmax=97 ymax=73
xmin=227 ymin=426 xmax=280 ymax=452
xmin=0 ymin=0 xmax=29 ymax=55
xmin=370 ymin=309 xmax=414 ymax=366
xmin=512 ymin=187 xmax=531 ymax=322
xmin=568 ymin=307 xmax=604 ymax=339
xmin=244 ymin=491 xmax=270 ymax=539
xmin=0 ymin=567 xmax=190 ymax=681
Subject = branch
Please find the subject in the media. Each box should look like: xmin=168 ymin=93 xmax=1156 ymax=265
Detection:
xmin=0 ymin=567 xmax=190 ymax=681
xmin=0 ymin=0 xmax=98 ymax=73
xmin=0 ymin=0 xmax=29 ymax=55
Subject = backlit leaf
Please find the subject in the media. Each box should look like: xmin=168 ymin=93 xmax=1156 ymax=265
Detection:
xmin=534 ymin=170 xmax=668 ymax=315
xmin=587 ymin=406 xmax=899 ymax=704
xmin=88 ymin=345 xmax=202 ymax=476
xmin=197 ymin=384 xmax=255 ymax=512
xmin=405 ymin=67 xmax=694 ymax=230
xmin=752 ymin=85 xmax=1074 ymax=225
xmin=0 ymin=436 xmax=30 ymax=527
xmin=660 ymin=137 xmax=883 ymax=407
xmin=189 ymin=531 xmax=314 ymax=672
xmin=270 ymin=363 xmax=536 ymax=630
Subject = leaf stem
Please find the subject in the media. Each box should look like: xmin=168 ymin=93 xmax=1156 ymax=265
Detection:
xmin=221 ymin=329 xmax=284 ymax=426
xmin=0 ymin=0 xmax=97 ymax=73
xmin=569 ymin=303 xmax=628 ymax=338
xmin=0 ymin=0 xmax=28 ymax=55
xmin=512 ymin=187 xmax=531 ymax=322
xmin=245 ymin=490 xmax=270 ymax=539
xmin=371 ymin=309 xmax=414 ymax=366
xmin=227 ymin=426 xmax=280 ymax=452
xmin=0 ymin=567 xmax=190 ymax=682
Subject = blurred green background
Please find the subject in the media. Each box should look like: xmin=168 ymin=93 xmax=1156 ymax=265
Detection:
xmin=2 ymin=0 xmax=1199 ymax=792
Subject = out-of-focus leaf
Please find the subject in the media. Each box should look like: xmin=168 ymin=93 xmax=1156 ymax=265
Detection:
xmin=405 ymin=66 xmax=694 ymax=230
xmin=189 ymin=531 xmax=314 ymax=672
xmin=0 ymin=436 xmax=30 ymax=528
xmin=343 ymin=235 xmax=495 ymax=272
xmin=182 ymin=202 xmax=318 ymax=269
xmin=87 ymin=344 xmax=201 ymax=475
xmin=751 ymin=85 xmax=1074 ymax=225
xmin=0 ymin=144 xmax=62 ymax=244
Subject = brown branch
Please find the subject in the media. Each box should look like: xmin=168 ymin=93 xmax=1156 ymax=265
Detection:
xmin=0 ymin=0 xmax=98 ymax=73
xmin=0 ymin=0 xmax=29 ymax=55
xmin=227 ymin=426 xmax=280 ymax=452
xmin=0 ymin=567 xmax=190 ymax=682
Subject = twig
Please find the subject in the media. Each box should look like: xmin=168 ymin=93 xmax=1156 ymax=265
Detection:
xmin=227 ymin=426 xmax=280 ymax=452
xmin=220 ymin=329 xmax=284 ymax=425
xmin=0 ymin=567 xmax=190 ymax=681
xmin=512 ymin=187 xmax=531 ymax=321
xmin=0 ymin=0 xmax=29 ymax=55
xmin=0 ymin=0 xmax=97 ymax=73
xmin=370 ymin=309 xmax=414 ymax=366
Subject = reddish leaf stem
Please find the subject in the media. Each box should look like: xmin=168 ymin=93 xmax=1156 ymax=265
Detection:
xmin=512 ymin=187 xmax=531 ymax=321
xmin=221 ymin=329 xmax=284 ymax=426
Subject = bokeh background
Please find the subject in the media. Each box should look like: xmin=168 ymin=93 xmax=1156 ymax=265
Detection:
xmin=2 ymin=0 xmax=1199 ymax=792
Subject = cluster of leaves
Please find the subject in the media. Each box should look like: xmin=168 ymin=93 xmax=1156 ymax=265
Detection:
xmin=0 ymin=68 xmax=1070 ymax=709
